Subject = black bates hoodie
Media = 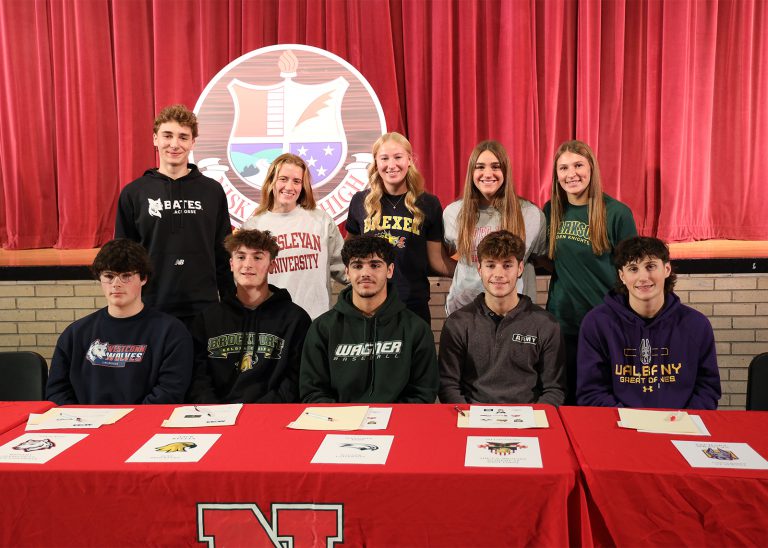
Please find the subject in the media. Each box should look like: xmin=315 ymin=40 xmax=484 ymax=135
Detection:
xmin=115 ymin=164 xmax=234 ymax=318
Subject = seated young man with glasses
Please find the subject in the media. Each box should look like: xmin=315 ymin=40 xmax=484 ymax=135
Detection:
xmin=46 ymin=239 xmax=193 ymax=404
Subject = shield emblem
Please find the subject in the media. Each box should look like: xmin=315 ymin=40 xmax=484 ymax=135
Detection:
xmin=227 ymin=77 xmax=350 ymax=190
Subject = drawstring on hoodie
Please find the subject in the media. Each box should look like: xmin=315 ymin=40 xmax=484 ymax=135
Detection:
xmin=369 ymin=317 xmax=378 ymax=395
xmin=237 ymin=306 xmax=254 ymax=372
xmin=168 ymin=177 xmax=185 ymax=233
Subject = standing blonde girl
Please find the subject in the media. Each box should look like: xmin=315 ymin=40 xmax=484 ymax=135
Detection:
xmin=346 ymin=132 xmax=452 ymax=324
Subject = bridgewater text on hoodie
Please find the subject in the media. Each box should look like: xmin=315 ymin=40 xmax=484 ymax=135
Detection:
xmin=187 ymin=286 xmax=311 ymax=403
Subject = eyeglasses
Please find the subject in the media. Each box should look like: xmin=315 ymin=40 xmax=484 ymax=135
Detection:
xmin=99 ymin=272 xmax=138 ymax=284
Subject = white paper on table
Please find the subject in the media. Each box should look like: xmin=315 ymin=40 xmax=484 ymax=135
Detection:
xmin=458 ymin=409 xmax=549 ymax=429
xmin=468 ymin=405 xmax=536 ymax=428
xmin=26 ymin=408 xmax=133 ymax=430
xmin=0 ymin=433 xmax=88 ymax=464
xmin=161 ymin=404 xmax=242 ymax=428
xmin=617 ymin=408 xmax=699 ymax=434
xmin=311 ymin=434 xmax=394 ymax=465
xmin=359 ymin=408 xmax=392 ymax=430
xmin=619 ymin=414 xmax=711 ymax=436
xmin=287 ymin=406 xmax=369 ymax=431
xmin=464 ymin=436 xmax=543 ymax=468
xmin=126 ymin=433 xmax=221 ymax=463
xmin=671 ymin=440 xmax=768 ymax=470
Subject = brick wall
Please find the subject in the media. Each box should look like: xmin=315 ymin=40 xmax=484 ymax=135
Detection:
xmin=2 ymin=274 xmax=767 ymax=409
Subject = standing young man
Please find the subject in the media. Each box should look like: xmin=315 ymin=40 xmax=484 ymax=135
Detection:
xmin=46 ymin=239 xmax=192 ymax=405
xmin=187 ymin=229 xmax=311 ymax=403
xmin=439 ymin=230 xmax=565 ymax=405
xmin=115 ymin=104 xmax=233 ymax=327
xmin=300 ymin=235 xmax=439 ymax=403
xmin=577 ymin=236 xmax=721 ymax=409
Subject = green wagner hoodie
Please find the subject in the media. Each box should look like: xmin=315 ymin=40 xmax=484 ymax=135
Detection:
xmin=300 ymin=282 xmax=438 ymax=403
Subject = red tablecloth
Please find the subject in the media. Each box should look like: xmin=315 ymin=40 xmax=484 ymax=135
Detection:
xmin=0 ymin=403 xmax=588 ymax=547
xmin=559 ymin=406 xmax=768 ymax=547
xmin=0 ymin=400 xmax=54 ymax=435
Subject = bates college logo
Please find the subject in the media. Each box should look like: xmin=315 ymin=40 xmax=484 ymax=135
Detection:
xmin=192 ymin=44 xmax=387 ymax=227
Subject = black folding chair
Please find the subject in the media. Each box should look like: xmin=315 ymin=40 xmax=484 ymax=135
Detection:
xmin=0 ymin=351 xmax=48 ymax=401
xmin=746 ymin=352 xmax=768 ymax=411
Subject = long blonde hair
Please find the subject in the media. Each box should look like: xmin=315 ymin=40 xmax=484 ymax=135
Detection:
xmin=253 ymin=153 xmax=316 ymax=214
xmin=547 ymin=140 xmax=609 ymax=258
xmin=364 ymin=132 xmax=425 ymax=232
xmin=456 ymin=141 xmax=525 ymax=262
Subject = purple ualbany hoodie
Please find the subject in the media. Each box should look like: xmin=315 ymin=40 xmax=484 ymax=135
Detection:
xmin=576 ymin=291 xmax=721 ymax=409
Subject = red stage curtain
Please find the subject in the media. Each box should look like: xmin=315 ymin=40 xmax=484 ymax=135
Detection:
xmin=0 ymin=0 xmax=766 ymax=249
xmin=576 ymin=0 xmax=768 ymax=241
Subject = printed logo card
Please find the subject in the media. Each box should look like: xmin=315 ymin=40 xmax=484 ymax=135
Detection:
xmin=126 ymin=433 xmax=221 ymax=463
xmin=672 ymin=440 xmax=768 ymax=470
xmin=0 ymin=433 xmax=88 ymax=464
xmin=468 ymin=406 xmax=536 ymax=429
xmin=311 ymin=434 xmax=394 ymax=465
xmin=464 ymin=436 xmax=543 ymax=468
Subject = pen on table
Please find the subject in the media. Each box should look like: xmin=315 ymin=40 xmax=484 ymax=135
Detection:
xmin=194 ymin=406 xmax=213 ymax=417
xmin=668 ymin=411 xmax=683 ymax=422
xmin=304 ymin=412 xmax=334 ymax=422
xmin=454 ymin=405 xmax=467 ymax=417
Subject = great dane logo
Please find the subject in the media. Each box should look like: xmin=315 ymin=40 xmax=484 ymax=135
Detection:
xmin=193 ymin=44 xmax=386 ymax=227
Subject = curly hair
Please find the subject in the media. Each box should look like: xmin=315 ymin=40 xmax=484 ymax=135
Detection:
xmin=476 ymin=230 xmax=526 ymax=263
xmin=91 ymin=239 xmax=153 ymax=281
xmin=613 ymin=236 xmax=677 ymax=295
xmin=153 ymin=104 xmax=198 ymax=138
xmin=224 ymin=229 xmax=280 ymax=260
xmin=341 ymin=235 xmax=395 ymax=266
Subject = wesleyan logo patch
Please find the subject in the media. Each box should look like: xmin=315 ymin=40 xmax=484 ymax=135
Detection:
xmin=86 ymin=339 xmax=147 ymax=368
xmin=192 ymin=44 xmax=386 ymax=227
